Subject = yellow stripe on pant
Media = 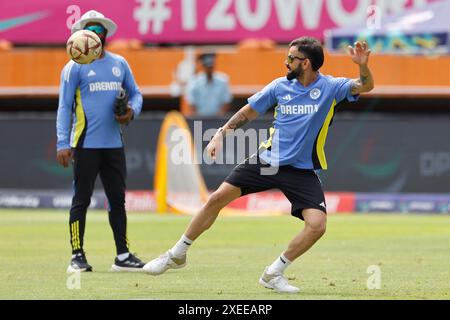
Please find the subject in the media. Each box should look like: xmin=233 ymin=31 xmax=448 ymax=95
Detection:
xmin=71 ymin=222 xmax=75 ymax=249
xmin=71 ymin=221 xmax=81 ymax=250
xmin=76 ymin=221 xmax=80 ymax=250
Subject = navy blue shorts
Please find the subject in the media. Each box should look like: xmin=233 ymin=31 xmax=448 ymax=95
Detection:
xmin=224 ymin=155 xmax=326 ymax=220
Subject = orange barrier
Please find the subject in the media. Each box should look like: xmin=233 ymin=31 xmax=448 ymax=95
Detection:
xmin=0 ymin=47 xmax=183 ymax=88
xmin=0 ymin=45 xmax=449 ymax=97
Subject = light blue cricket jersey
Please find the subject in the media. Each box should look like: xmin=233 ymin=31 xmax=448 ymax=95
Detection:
xmin=57 ymin=52 xmax=143 ymax=151
xmin=248 ymin=73 xmax=358 ymax=170
xmin=186 ymin=72 xmax=232 ymax=116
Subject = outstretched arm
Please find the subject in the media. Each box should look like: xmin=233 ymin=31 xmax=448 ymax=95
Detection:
xmin=222 ymin=104 xmax=258 ymax=131
xmin=206 ymin=104 xmax=259 ymax=159
xmin=349 ymin=41 xmax=374 ymax=95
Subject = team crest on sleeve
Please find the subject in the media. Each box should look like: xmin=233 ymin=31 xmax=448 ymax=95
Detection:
xmin=310 ymin=88 xmax=321 ymax=100
xmin=112 ymin=67 xmax=121 ymax=77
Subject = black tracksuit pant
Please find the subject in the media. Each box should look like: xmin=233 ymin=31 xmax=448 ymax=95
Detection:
xmin=69 ymin=148 xmax=129 ymax=255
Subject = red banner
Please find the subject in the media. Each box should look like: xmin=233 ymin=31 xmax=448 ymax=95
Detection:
xmin=123 ymin=190 xmax=356 ymax=214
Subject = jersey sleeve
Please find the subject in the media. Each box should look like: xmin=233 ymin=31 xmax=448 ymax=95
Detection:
xmin=332 ymin=77 xmax=359 ymax=103
xmin=122 ymin=58 xmax=143 ymax=118
xmin=56 ymin=62 xmax=79 ymax=151
xmin=247 ymin=78 xmax=279 ymax=114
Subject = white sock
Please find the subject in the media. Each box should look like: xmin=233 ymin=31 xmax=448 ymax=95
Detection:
xmin=169 ymin=234 xmax=193 ymax=258
xmin=267 ymin=254 xmax=292 ymax=275
xmin=117 ymin=252 xmax=130 ymax=261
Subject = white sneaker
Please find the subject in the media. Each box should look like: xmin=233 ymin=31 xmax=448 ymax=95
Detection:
xmin=259 ymin=267 xmax=300 ymax=293
xmin=143 ymin=251 xmax=186 ymax=275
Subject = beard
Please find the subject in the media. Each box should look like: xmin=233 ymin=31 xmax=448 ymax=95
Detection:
xmin=286 ymin=66 xmax=302 ymax=80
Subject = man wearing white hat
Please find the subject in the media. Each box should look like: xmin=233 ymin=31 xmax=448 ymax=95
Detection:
xmin=57 ymin=10 xmax=144 ymax=273
xmin=72 ymin=10 xmax=118 ymax=46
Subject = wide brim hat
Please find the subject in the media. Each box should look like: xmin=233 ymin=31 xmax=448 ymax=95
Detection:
xmin=71 ymin=10 xmax=117 ymax=37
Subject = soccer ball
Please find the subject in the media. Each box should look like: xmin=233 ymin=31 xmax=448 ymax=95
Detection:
xmin=66 ymin=30 xmax=102 ymax=64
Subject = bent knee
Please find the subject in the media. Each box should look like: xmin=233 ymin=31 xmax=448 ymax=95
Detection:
xmin=314 ymin=222 xmax=327 ymax=235
xmin=304 ymin=224 xmax=326 ymax=239
xmin=304 ymin=212 xmax=327 ymax=236
xmin=308 ymin=221 xmax=326 ymax=235
xmin=206 ymin=191 xmax=229 ymax=209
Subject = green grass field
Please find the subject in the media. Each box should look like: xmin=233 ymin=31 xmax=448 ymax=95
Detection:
xmin=0 ymin=209 xmax=449 ymax=300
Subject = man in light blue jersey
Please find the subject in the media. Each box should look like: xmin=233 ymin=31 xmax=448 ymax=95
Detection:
xmin=144 ymin=37 xmax=374 ymax=292
xmin=185 ymin=52 xmax=232 ymax=116
xmin=57 ymin=10 xmax=145 ymax=273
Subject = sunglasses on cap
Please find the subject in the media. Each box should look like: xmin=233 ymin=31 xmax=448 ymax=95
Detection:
xmin=286 ymin=54 xmax=307 ymax=64
xmin=84 ymin=25 xmax=106 ymax=34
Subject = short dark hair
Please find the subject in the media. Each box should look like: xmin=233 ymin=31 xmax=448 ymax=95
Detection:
xmin=198 ymin=53 xmax=216 ymax=67
xmin=289 ymin=37 xmax=324 ymax=71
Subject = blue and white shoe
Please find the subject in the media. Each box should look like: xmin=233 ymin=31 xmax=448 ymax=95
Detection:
xmin=111 ymin=253 xmax=145 ymax=272
xmin=67 ymin=252 xmax=93 ymax=273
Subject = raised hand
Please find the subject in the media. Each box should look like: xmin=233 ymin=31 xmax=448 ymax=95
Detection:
xmin=348 ymin=41 xmax=371 ymax=66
